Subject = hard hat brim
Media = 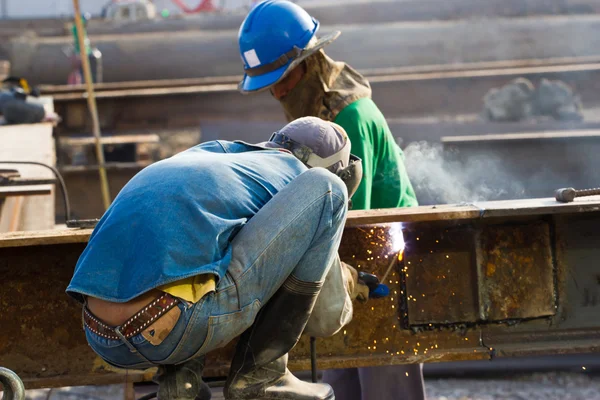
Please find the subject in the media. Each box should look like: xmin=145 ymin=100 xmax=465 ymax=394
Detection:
xmin=239 ymin=63 xmax=289 ymax=93
xmin=239 ymin=30 xmax=341 ymax=95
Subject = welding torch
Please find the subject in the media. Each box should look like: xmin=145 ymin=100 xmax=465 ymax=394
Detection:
xmin=359 ymin=271 xmax=390 ymax=299
xmin=364 ymin=251 xmax=404 ymax=299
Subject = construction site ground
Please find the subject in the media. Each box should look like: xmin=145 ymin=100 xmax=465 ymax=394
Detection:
xmin=16 ymin=371 xmax=600 ymax=400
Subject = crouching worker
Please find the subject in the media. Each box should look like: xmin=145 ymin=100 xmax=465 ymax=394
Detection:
xmin=66 ymin=117 xmax=378 ymax=400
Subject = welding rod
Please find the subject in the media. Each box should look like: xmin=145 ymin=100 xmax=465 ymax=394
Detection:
xmin=380 ymin=251 xmax=401 ymax=283
xmin=555 ymin=187 xmax=600 ymax=203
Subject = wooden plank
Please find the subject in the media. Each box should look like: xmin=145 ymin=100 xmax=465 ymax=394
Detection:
xmin=60 ymin=134 xmax=160 ymax=146
xmin=50 ymin=62 xmax=600 ymax=101
xmin=0 ymin=185 xmax=52 ymax=197
xmin=442 ymin=130 xmax=600 ymax=143
xmin=0 ymin=123 xmax=56 ymax=230
xmin=475 ymin=197 xmax=600 ymax=218
xmin=0 ymin=228 xmax=91 ymax=248
xmin=368 ymin=62 xmax=600 ymax=84
xmin=40 ymin=75 xmax=241 ymax=94
xmin=0 ymin=196 xmax=23 ymax=232
xmin=347 ymin=197 xmax=600 ymax=226
xmin=52 ymin=83 xmax=239 ymax=101
xmin=37 ymin=55 xmax=600 ymax=96
xmin=59 ymin=161 xmax=152 ymax=173
xmin=3 ymin=197 xmax=600 ymax=248
xmin=1 ymin=178 xmax=56 ymax=186
xmin=0 ymin=60 xmax=10 ymax=81
xmin=124 ymin=380 xmax=136 ymax=400
xmin=22 ymin=372 xmax=150 ymax=390
xmin=345 ymin=204 xmax=483 ymax=226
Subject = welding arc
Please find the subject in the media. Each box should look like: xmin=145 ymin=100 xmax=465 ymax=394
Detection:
xmin=380 ymin=251 xmax=401 ymax=283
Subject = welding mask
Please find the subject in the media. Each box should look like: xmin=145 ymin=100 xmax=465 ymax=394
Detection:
xmin=268 ymin=130 xmax=363 ymax=198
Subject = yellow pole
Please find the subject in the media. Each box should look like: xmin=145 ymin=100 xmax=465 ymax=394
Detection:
xmin=72 ymin=0 xmax=111 ymax=210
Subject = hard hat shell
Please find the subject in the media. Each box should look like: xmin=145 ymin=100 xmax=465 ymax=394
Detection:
xmin=238 ymin=0 xmax=339 ymax=94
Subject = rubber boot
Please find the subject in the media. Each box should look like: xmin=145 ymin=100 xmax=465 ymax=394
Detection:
xmin=224 ymin=276 xmax=334 ymax=400
xmin=153 ymin=357 xmax=212 ymax=400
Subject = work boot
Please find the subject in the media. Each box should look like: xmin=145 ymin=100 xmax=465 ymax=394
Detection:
xmin=153 ymin=357 xmax=212 ymax=400
xmin=224 ymin=275 xmax=334 ymax=400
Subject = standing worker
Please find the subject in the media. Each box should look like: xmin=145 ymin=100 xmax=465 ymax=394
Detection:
xmin=236 ymin=1 xmax=424 ymax=399
xmin=69 ymin=13 xmax=102 ymax=84
xmin=67 ymin=117 xmax=381 ymax=400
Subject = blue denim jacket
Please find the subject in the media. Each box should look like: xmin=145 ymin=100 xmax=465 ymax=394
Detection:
xmin=67 ymin=141 xmax=307 ymax=303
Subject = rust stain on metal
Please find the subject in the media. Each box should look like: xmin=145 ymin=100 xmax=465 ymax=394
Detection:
xmin=402 ymin=224 xmax=479 ymax=325
xmin=0 ymin=243 xmax=94 ymax=380
xmin=478 ymin=222 xmax=555 ymax=321
xmin=552 ymin=214 xmax=600 ymax=329
xmin=486 ymin=262 xmax=496 ymax=277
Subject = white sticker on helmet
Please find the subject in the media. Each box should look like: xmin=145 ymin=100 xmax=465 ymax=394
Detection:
xmin=244 ymin=49 xmax=261 ymax=68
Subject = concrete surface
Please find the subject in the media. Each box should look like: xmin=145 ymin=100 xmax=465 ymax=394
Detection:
xmin=15 ymin=372 xmax=600 ymax=399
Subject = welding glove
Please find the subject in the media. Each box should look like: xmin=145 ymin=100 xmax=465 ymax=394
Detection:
xmin=341 ymin=260 xmax=389 ymax=301
xmin=342 ymin=261 xmax=370 ymax=303
xmin=304 ymin=255 xmax=354 ymax=337
xmin=305 ymin=256 xmax=381 ymax=338
xmin=358 ymin=270 xmax=390 ymax=299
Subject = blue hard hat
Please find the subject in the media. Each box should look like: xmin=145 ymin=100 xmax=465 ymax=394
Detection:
xmin=237 ymin=0 xmax=340 ymax=94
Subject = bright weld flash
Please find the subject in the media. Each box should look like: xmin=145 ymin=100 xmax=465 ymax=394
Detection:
xmin=381 ymin=223 xmax=405 ymax=283
xmin=389 ymin=223 xmax=405 ymax=254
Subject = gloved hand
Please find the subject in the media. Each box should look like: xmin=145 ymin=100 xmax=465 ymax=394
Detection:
xmin=341 ymin=262 xmax=390 ymax=303
xmin=358 ymin=271 xmax=390 ymax=299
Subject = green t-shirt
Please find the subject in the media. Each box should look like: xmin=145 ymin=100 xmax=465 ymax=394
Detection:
xmin=334 ymin=98 xmax=418 ymax=210
xmin=71 ymin=24 xmax=92 ymax=56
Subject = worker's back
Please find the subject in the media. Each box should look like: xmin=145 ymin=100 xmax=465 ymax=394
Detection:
xmin=67 ymin=141 xmax=307 ymax=303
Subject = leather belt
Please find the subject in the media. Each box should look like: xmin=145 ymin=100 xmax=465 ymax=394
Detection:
xmin=83 ymin=292 xmax=180 ymax=340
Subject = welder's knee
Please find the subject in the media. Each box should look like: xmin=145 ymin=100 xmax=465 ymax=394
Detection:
xmin=302 ymin=167 xmax=349 ymax=205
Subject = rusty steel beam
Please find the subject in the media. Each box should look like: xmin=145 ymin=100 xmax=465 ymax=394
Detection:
xmin=0 ymin=0 xmax=589 ymax=40
xmin=1 ymin=197 xmax=600 ymax=389
xmin=437 ymin=131 xmax=600 ymax=203
xmin=48 ymin=61 xmax=600 ymax=136
xmin=39 ymin=55 xmax=600 ymax=95
xmin=13 ymin=14 xmax=600 ymax=85
xmin=49 ymin=130 xmax=600 ymax=220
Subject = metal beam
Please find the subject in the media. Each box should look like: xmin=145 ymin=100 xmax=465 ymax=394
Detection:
xmin=1 ymin=197 xmax=600 ymax=388
xmin=48 ymin=61 xmax=600 ymax=136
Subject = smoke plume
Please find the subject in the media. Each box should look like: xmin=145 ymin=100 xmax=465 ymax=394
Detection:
xmin=402 ymin=141 xmax=526 ymax=205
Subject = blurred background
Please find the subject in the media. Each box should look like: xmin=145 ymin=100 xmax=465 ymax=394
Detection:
xmin=1 ymin=1 xmax=600 ymax=399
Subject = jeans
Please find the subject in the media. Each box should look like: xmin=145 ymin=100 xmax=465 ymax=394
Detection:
xmin=85 ymin=168 xmax=348 ymax=369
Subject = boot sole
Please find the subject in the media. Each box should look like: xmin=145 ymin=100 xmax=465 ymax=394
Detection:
xmin=240 ymin=397 xmax=335 ymax=400
xmin=240 ymin=396 xmax=335 ymax=400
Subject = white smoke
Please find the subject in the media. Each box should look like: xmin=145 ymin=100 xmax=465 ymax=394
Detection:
xmin=403 ymin=141 xmax=526 ymax=205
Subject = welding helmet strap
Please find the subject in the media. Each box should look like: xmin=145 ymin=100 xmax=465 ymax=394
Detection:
xmin=338 ymin=154 xmax=362 ymax=199
xmin=269 ymin=131 xmax=350 ymax=170
xmin=269 ymin=132 xmax=363 ymax=197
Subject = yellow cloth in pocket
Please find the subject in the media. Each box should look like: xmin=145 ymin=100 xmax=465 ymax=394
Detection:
xmin=159 ymin=274 xmax=216 ymax=303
